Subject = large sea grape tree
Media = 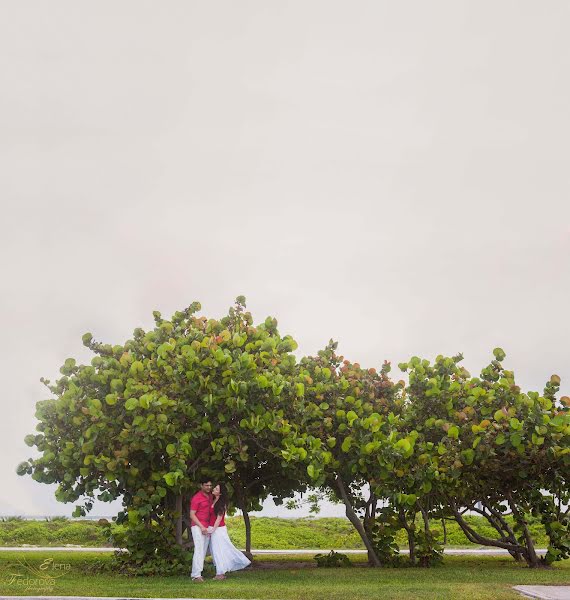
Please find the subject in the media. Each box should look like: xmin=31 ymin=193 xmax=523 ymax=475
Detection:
xmin=18 ymin=297 xmax=301 ymax=573
xmin=397 ymin=349 xmax=570 ymax=567
xmin=286 ymin=346 xmax=570 ymax=569
xmin=281 ymin=341 xmax=405 ymax=566
xmin=287 ymin=343 xmax=449 ymax=567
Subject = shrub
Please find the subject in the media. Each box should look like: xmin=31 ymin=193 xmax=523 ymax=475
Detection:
xmin=314 ymin=550 xmax=352 ymax=568
xmin=53 ymin=523 xmax=105 ymax=545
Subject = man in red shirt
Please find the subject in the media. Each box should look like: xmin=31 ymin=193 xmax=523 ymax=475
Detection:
xmin=189 ymin=480 xmax=213 ymax=581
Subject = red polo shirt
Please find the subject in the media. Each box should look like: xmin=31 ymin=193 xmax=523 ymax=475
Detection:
xmin=190 ymin=491 xmax=212 ymax=527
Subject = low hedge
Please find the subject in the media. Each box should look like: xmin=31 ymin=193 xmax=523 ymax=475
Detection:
xmin=0 ymin=516 xmax=549 ymax=548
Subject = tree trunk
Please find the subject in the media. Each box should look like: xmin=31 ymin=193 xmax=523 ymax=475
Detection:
xmin=479 ymin=501 xmax=522 ymax=562
xmin=507 ymin=494 xmax=542 ymax=568
xmin=522 ymin=525 xmax=540 ymax=568
xmin=336 ymin=477 xmax=381 ymax=567
xmin=419 ymin=506 xmax=429 ymax=534
xmin=243 ymin=507 xmax=253 ymax=558
xmin=363 ymin=492 xmax=378 ymax=566
xmin=418 ymin=505 xmax=432 ymax=567
xmin=175 ymin=494 xmax=183 ymax=547
xmin=235 ymin=484 xmax=254 ymax=561
xmin=181 ymin=494 xmax=193 ymax=549
xmin=399 ymin=509 xmax=416 ymax=565
xmin=448 ymin=498 xmax=540 ymax=566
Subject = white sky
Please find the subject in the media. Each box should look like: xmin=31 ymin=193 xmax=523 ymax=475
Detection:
xmin=0 ymin=1 xmax=569 ymax=518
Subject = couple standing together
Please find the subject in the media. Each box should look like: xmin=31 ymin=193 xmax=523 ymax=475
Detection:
xmin=189 ymin=480 xmax=251 ymax=581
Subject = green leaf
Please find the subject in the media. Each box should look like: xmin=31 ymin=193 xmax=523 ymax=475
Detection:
xmin=110 ymin=378 xmax=124 ymax=392
xmin=346 ymin=411 xmax=358 ymax=426
xmin=130 ymin=361 xmax=144 ymax=376
xmin=395 ymin=438 xmax=411 ymax=453
xmin=166 ymin=444 xmax=176 ymax=456
xmin=232 ymin=332 xmax=245 ymax=347
xmin=16 ymin=461 xmax=30 ymax=476
xmin=493 ymin=347 xmax=506 ymax=361
xmin=163 ymin=473 xmax=176 ymax=486
xmin=125 ymin=398 xmax=139 ymax=411
xmin=89 ymin=398 xmax=102 ymax=411
xmin=551 ymin=415 xmax=569 ymax=427
xmin=447 ymin=426 xmax=459 ymax=439
xmin=461 ymin=449 xmax=475 ymax=465
xmin=494 ymin=409 xmax=506 ymax=421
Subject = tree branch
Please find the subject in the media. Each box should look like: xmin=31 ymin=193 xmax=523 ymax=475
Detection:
xmin=448 ymin=498 xmax=527 ymax=553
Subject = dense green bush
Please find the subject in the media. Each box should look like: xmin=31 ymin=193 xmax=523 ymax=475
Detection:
xmin=314 ymin=550 xmax=352 ymax=567
xmin=0 ymin=520 xmax=106 ymax=546
xmin=52 ymin=522 xmax=102 ymax=545
xmin=7 ymin=522 xmax=54 ymax=545
xmin=0 ymin=516 xmax=550 ymax=549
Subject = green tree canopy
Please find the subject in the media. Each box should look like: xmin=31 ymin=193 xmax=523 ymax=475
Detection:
xmin=18 ymin=299 xmax=570 ymax=572
xmin=19 ymin=297 xmax=302 ymax=572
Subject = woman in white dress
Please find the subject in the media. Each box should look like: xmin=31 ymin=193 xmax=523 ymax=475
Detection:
xmin=207 ymin=483 xmax=251 ymax=580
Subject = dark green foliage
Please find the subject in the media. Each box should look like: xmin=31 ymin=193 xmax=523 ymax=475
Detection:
xmin=18 ymin=296 xmax=570 ymax=572
xmin=19 ymin=297 xmax=301 ymax=574
xmin=287 ymin=347 xmax=570 ymax=568
xmin=314 ymin=550 xmax=352 ymax=567
xmin=0 ymin=515 xmax=555 ymax=550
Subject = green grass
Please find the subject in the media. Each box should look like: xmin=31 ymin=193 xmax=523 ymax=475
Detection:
xmin=0 ymin=551 xmax=568 ymax=600
xmin=0 ymin=516 xmax=550 ymax=549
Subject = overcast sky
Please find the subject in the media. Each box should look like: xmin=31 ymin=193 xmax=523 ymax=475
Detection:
xmin=1 ymin=1 xmax=569 ymax=519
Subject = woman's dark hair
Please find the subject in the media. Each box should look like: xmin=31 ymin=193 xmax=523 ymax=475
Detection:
xmin=214 ymin=483 xmax=228 ymax=516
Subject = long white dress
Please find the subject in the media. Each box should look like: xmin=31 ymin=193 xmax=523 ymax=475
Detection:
xmin=209 ymin=515 xmax=251 ymax=575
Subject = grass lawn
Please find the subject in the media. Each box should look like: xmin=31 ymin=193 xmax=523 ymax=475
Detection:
xmin=0 ymin=551 xmax=569 ymax=600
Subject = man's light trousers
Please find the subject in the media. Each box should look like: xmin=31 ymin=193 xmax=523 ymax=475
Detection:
xmin=191 ymin=525 xmax=210 ymax=578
